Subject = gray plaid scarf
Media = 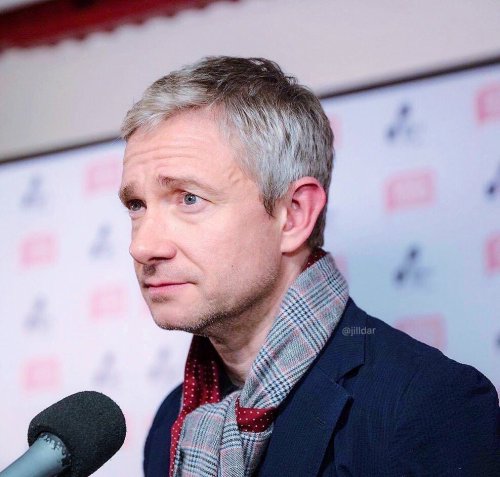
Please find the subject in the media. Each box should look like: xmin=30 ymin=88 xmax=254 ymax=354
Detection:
xmin=172 ymin=252 xmax=349 ymax=476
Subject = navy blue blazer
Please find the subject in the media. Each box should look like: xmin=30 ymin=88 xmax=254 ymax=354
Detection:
xmin=144 ymin=299 xmax=500 ymax=476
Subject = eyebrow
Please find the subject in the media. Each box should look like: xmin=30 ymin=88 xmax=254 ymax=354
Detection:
xmin=118 ymin=175 xmax=220 ymax=205
xmin=156 ymin=175 xmax=220 ymax=196
xmin=118 ymin=183 xmax=135 ymax=206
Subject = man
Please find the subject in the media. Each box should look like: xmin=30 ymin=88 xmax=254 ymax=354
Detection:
xmin=119 ymin=57 xmax=499 ymax=476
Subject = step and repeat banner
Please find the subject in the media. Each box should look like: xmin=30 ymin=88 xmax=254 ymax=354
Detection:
xmin=1 ymin=61 xmax=499 ymax=474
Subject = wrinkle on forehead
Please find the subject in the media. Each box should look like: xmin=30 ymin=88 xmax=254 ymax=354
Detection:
xmin=125 ymin=107 xmax=255 ymax=173
xmin=125 ymin=109 xmax=231 ymax=162
xmin=122 ymin=109 xmax=260 ymax=198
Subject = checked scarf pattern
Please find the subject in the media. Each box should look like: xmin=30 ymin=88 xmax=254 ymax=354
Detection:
xmin=171 ymin=251 xmax=349 ymax=477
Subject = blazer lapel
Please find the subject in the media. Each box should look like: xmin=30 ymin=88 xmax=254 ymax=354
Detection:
xmin=258 ymin=299 xmax=366 ymax=477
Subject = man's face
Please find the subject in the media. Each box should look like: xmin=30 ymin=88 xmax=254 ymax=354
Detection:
xmin=120 ymin=109 xmax=285 ymax=335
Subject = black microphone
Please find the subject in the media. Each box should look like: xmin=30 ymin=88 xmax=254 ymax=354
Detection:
xmin=0 ymin=391 xmax=126 ymax=477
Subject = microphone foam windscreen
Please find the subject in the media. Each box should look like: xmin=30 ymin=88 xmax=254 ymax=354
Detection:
xmin=27 ymin=391 xmax=126 ymax=477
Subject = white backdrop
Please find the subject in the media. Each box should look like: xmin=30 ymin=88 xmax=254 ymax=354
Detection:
xmin=1 ymin=61 xmax=499 ymax=475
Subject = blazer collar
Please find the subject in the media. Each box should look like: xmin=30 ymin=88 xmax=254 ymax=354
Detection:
xmin=258 ymin=298 xmax=366 ymax=477
xmin=316 ymin=298 xmax=366 ymax=381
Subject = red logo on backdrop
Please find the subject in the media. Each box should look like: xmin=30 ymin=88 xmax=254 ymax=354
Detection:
xmin=394 ymin=314 xmax=446 ymax=351
xmin=22 ymin=357 xmax=60 ymax=391
xmin=485 ymin=234 xmax=500 ymax=273
xmin=84 ymin=156 xmax=122 ymax=194
xmin=20 ymin=233 xmax=57 ymax=268
xmin=476 ymin=83 xmax=500 ymax=123
xmin=385 ymin=170 xmax=436 ymax=211
xmin=90 ymin=285 xmax=127 ymax=320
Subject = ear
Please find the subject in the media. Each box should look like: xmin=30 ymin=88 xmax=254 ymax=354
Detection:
xmin=279 ymin=177 xmax=327 ymax=254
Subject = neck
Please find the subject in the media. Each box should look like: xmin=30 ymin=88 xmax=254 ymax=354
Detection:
xmin=209 ymin=247 xmax=311 ymax=387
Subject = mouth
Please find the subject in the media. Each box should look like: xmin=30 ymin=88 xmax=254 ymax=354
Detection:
xmin=143 ymin=281 xmax=190 ymax=296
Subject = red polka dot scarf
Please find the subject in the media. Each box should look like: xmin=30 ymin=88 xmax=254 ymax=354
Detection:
xmin=170 ymin=250 xmax=349 ymax=476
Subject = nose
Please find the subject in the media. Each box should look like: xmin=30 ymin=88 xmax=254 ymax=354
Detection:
xmin=129 ymin=213 xmax=177 ymax=264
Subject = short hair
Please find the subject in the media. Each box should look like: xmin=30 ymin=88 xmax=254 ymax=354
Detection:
xmin=121 ymin=56 xmax=334 ymax=248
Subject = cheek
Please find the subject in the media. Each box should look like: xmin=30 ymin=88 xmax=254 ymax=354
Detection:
xmin=177 ymin=200 xmax=281 ymax=274
xmin=209 ymin=211 xmax=279 ymax=270
xmin=208 ymin=208 xmax=276 ymax=251
xmin=239 ymin=209 xmax=280 ymax=248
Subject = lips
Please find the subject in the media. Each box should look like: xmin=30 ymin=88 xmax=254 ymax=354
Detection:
xmin=144 ymin=281 xmax=188 ymax=288
xmin=143 ymin=281 xmax=187 ymax=293
xmin=143 ymin=281 xmax=190 ymax=299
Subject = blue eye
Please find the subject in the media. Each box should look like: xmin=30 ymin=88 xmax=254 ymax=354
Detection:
xmin=127 ymin=199 xmax=143 ymax=211
xmin=183 ymin=193 xmax=199 ymax=205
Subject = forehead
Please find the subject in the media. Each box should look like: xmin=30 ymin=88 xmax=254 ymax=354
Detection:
xmin=124 ymin=109 xmax=230 ymax=159
xmin=121 ymin=109 xmax=257 ymax=195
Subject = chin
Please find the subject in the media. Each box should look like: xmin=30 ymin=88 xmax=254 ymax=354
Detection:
xmin=150 ymin=310 xmax=203 ymax=333
xmin=150 ymin=309 xmax=225 ymax=337
xmin=151 ymin=312 xmax=192 ymax=331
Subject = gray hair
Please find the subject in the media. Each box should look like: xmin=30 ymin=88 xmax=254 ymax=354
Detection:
xmin=121 ymin=56 xmax=334 ymax=248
